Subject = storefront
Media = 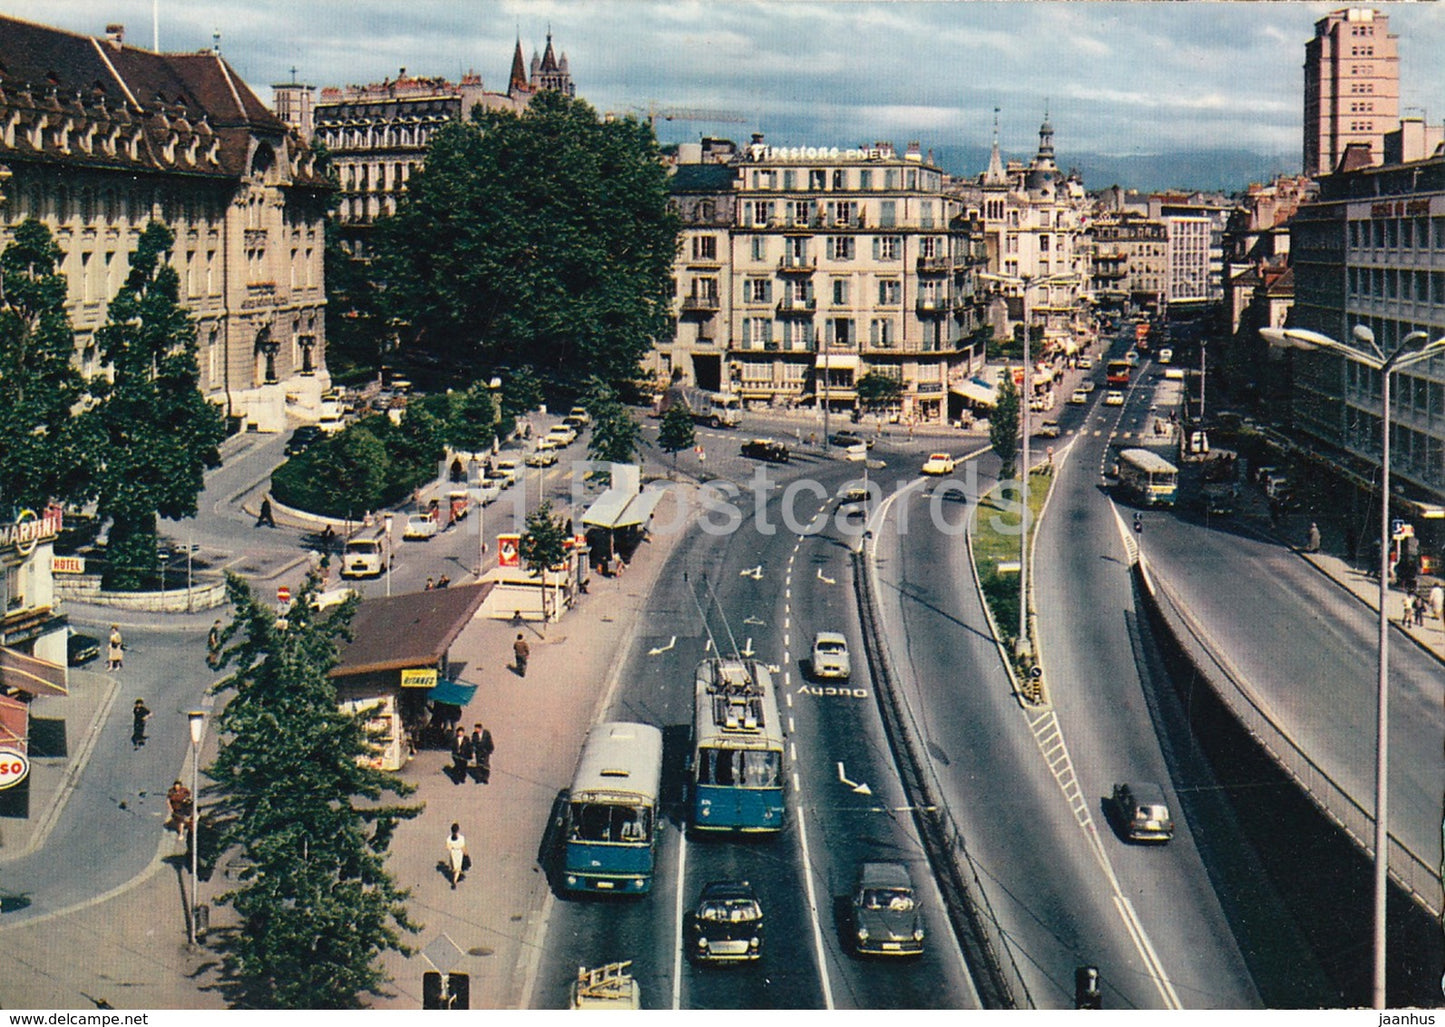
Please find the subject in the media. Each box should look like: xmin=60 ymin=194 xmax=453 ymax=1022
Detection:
xmin=328 ymin=583 xmax=490 ymax=770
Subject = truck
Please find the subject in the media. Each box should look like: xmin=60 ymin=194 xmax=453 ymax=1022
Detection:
xmin=658 ymin=385 xmax=741 ymax=429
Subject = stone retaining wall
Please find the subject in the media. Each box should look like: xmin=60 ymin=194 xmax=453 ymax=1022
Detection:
xmin=55 ymin=573 xmax=228 ymax=612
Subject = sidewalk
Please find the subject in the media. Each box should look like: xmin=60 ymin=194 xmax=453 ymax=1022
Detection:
xmin=0 ymin=488 xmax=692 ymax=1010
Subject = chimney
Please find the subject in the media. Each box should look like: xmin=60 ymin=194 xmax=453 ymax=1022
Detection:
xmin=105 ymin=24 xmax=124 ymax=46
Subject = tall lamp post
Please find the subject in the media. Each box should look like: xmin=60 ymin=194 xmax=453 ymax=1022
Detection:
xmin=979 ymin=271 xmax=1078 ymax=655
xmin=1261 ymin=323 xmax=1445 ymax=1008
xmin=383 ymin=513 xmax=394 ymax=598
xmin=186 ymin=710 xmax=206 ymax=946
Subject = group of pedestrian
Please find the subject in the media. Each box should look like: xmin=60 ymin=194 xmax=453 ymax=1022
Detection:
xmin=449 ymin=722 xmax=495 ymax=786
xmin=424 ymin=574 xmax=452 ymax=591
xmin=1398 ymin=583 xmax=1444 ymax=629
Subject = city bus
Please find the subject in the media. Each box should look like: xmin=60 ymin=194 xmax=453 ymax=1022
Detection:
xmin=1106 ymin=360 xmax=1132 ymax=386
xmin=692 ymin=658 xmax=785 ymax=833
xmin=1115 ymin=448 xmax=1179 ymax=507
xmin=1135 ymin=321 xmax=1152 ymax=354
xmin=561 ymin=721 xmax=664 ymax=894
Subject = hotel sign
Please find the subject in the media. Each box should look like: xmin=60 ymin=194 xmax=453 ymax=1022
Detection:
xmin=0 ymin=506 xmax=62 ymax=557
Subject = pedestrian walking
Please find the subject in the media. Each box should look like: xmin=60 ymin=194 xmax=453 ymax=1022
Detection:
xmin=1402 ymin=593 xmax=1413 ymax=626
xmin=445 ymin=822 xmax=468 ymax=890
xmin=470 ymin=722 xmax=495 ymax=784
xmin=256 ymin=495 xmax=276 ymax=528
xmin=1430 ymin=583 xmax=1443 ymax=624
xmin=436 ymin=574 xmax=450 ymax=589
xmin=1304 ymin=522 xmax=1321 ymax=554
xmin=107 ymin=625 xmax=124 ymax=671
xmin=513 ymin=633 xmax=530 ymax=677
xmin=450 ymin=727 xmax=472 ymax=785
xmin=166 ymin=780 xmax=193 ymax=841
xmin=206 ymin=619 xmax=223 ymax=668
xmin=425 ymin=577 xmax=435 ymax=591
xmin=131 ymin=698 xmax=151 ymax=749
xmin=1415 ymin=593 xmax=1427 ymax=627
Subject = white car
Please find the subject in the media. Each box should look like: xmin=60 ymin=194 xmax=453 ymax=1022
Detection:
xmin=568 ymin=406 xmax=592 ymax=427
xmin=810 ymin=632 xmax=851 ymax=680
xmin=1104 ymin=391 xmax=1125 ymax=407
xmin=537 ymin=435 xmax=565 ymax=452
xmin=1080 ymin=380 xmax=1096 ymax=393
xmin=1077 ymin=356 xmax=1095 ymax=370
xmin=470 ymin=479 xmax=502 ymax=505
xmin=1069 ymin=388 xmax=1089 ymax=405
xmin=1158 ymin=348 xmax=1174 ymax=364
xmin=921 ymin=453 xmax=955 ymax=476
xmin=1124 ymin=351 xmax=1140 ymax=367
xmin=403 ymin=512 xmax=439 ymax=540
xmin=546 ymin=425 xmax=578 ymax=446
xmin=525 ymin=449 xmax=558 ymax=468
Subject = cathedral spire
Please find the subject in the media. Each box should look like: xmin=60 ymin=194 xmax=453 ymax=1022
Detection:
xmin=983 ymin=106 xmax=1006 ymax=186
xmin=508 ymin=36 xmax=528 ymax=95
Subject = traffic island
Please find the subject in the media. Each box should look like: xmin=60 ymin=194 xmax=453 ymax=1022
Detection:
xmin=968 ymin=468 xmax=1053 ymax=704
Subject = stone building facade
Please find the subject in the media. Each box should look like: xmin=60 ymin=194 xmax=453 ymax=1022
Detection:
xmin=0 ymin=15 xmax=332 ymax=433
xmin=1303 ymin=7 xmax=1400 ymax=177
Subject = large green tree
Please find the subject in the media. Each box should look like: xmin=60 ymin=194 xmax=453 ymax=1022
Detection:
xmin=208 ymin=573 xmax=421 ymax=1008
xmin=376 ymin=92 xmax=679 ymax=390
xmin=990 ymin=374 xmax=1021 ymax=480
xmin=90 ymin=222 xmax=225 ymax=589
xmin=443 ymin=384 xmax=499 ymax=455
xmin=520 ymin=499 xmax=568 ymax=622
xmin=855 ymin=372 xmax=904 ymax=414
xmin=584 ymin=380 xmax=641 ymax=466
xmin=657 ymin=403 xmax=695 ymax=480
xmin=0 ymin=219 xmax=93 ymax=511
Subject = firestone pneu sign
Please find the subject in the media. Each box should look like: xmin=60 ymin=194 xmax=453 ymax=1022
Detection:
xmin=0 ymin=747 xmax=30 ymax=790
xmin=0 ymin=506 xmax=63 ymax=557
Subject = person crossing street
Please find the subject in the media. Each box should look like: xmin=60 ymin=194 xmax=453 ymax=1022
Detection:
xmin=513 ymin=633 xmax=530 ymax=678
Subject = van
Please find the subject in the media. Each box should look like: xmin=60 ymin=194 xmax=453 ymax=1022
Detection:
xmin=340 ymin=538 xmax=385 ymax=579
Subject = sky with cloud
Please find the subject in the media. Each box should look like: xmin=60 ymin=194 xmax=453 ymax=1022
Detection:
xmin=7 ymin=1 xmax=1445 ymax=169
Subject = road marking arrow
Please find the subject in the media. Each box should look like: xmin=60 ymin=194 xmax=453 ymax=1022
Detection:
xmin=648 ymin=636 xmax=676 ymax=656
xmin=740 ymin=565 xmax=763 ymax=580
xmin=741 ymin=637 xmax=755 ymax=657
xmin=765 ymin=663 xmax=780 ymax=674
xmin=817 ymin=568 xmax=836 ymax=585
xmin=742 ymin=615 xmax=765 ymax=626
xmin=836 ymin=762 xmax=872 ymax=796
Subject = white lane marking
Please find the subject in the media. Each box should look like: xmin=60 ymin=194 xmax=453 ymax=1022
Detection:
xmin=788 ymin=716 xmax=795 ymax=734
xmin=836 ymin=762 xmax=873 ymax=796
xmin=792 ymin=771 xmax=801 ymax=790
xmin=783 ymin=634 xmax=789 ymax=649
xmin=816 ymin=568 xmax=836 ymax=585
xmin=790 ymin=741 xmax=797 ymax=762
xmin=794 ymin=805 xmax=836 ymax=1009
xmin=785 ymin=690 xmax=793 ymax=707
xmin=672 ymin=831 xmax=688 ymax=1010
xmin=647 ymin=635 xmax=676 ymax=656
xmin=1116 ymin=895 xmax=1182 ymax=1008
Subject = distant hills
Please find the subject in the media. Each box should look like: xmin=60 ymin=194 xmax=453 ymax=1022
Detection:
xmin=927 ymin=144 xmax=1300 ymax=195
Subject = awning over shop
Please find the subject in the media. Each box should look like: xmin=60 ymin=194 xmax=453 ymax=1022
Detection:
xmin=428 ymin=678 xmax=479 ymax=707
xmin=0 ymin=645 xmax=66 ymax=696
xmin=0 ymin=693 xmax=27 ymax=748
xmin=583 ymin=487 xmax=667 ymax=530
xmin=815 ymin=353 xmax=861 ymax=370
xmin=951 ymin=379 xmax=997 ymax=407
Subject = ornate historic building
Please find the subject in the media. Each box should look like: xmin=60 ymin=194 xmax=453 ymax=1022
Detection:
xmin=301 ymin=33 xmax=576 ymax=260
xmin=0 ymin=15 xmax=331 ymax=433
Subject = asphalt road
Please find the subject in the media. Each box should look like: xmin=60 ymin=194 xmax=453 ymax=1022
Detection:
xmin=531 ymin=438 xmax=977 ymax=1009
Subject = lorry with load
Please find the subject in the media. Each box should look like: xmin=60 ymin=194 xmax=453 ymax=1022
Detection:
xmin=657 ymin=385 xmax=741 ymax=428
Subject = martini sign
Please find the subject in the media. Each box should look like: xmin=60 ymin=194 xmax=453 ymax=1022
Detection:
xmin=0 ymin=505 xmax=63 ymax=557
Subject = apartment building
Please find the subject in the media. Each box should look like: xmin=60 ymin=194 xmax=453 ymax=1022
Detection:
xmin=1288 ymin=154 xmax=1445 ymax=499
xmin=1303 ymin=7 xmax=1400 ymax=177
xmin=718 ymin=137 xmax=983 ymax=423
xmin=0 ymin=15 xmax=331 ymax=434
xmin=1089 ymin=215 xmax=1169 ymax=313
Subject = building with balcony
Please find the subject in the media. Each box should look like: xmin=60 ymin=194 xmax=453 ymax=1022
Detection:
xmin=0 ymin=15 xmax=331 ymax=433
xmin=661 ymin=145 xmax=737 ymax=393
xmin=1088 ymin=214 xmax=1169 ymax=314
xmin=303 ymin=33 xmax=576 ymax=260
xmin=1286 ymin=153 xmax=1445 ymax=500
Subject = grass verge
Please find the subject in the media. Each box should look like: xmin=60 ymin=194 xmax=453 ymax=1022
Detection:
xmin=972 ymin=468 xmax=1054 ymax=655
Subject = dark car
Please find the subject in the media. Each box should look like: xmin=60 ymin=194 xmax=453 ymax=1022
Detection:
xmin=285 ymin=425 xmax=323 ymax=456
xmin=686 ymin=880 xmax=764 ymax=963
xmin=1111 ymin=781 xmax=1175 ymax=843
xmin=829 ymin=431 xmax=873 ymax=450
xmin=67 ymin=631 xmax=101 ymax=667
xmin=849 ymin=862 xmax=925 ymax=956
xmin=741 ymin=439 xmax=790 ymax=464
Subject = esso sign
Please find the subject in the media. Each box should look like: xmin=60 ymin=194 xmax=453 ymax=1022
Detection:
xmin=277 ymin=586 xmax=291 ymax=604
xmin=0 ymin=747 xmax=30 ymax=790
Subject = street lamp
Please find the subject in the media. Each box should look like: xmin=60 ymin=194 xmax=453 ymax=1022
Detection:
xmin=979 ymin=271 xmax=1079 ymax=656
xmin=1261 ymin=322 xmax=1445 ymax=1009
xmin=383 ymin=513 xmax=394 ymax=597
xmin=186 ymin=710 xmax=206 ymax=946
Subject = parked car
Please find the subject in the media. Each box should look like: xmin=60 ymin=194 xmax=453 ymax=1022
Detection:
xmin=1080 ymin=380 xmax=1096 ymax=393
xmin=849 ymin=862 xmax=925 ymax=957
xmin=285 ymin=425 xmax=323 ymax=456
xmin=340 ymin=538 xmax=385 ymax=579
xmin=546 ymin=425 xmax=578 ymax=446
xmin=1124 ymin=350 xmax=1140 ymax=367
xmin=810 ymin=631 xmax=851 ymax=680
xmin=1077 ymin=356 xmax=1095 ymax=371
xmin=525 ymin=450 xmax=558 ymax=468
xmin=567 ymin=406 xmax=592 ymax=427
xmin=921 ymin=452 xmax=955 ymax=475
xmin=686 ymin=881 xmax=764 ymax=963
xmin=562 ymin=415 xmax=588 ymax=433
xmin=1104 ymin=391 xmax=1125 ymax=407
xmin=447 ymin=490 xmax=470 ymax=521
xmin=317 ymin=413 xmax=346 ymax=434
xmin=536 ymin=435 xmax=565 ymax=452
xmin=403 ymin=512 xmax=439 ymax=540
xmin=67 ymin=631 xmax=101 ymax=667
xmin=1036 ymin=420 xmax=1061 ymax=439
xmin=829 ymin=430 xmax=873 ymax=450
xmin=741 ymin=439 xmax=790 ymax=463
xmin=473 ymin=478 xmax=503 ymax=505
xmin=1110 ymin=781 xmax=1175 ymax=843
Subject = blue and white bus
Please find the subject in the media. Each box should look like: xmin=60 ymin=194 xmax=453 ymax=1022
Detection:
xmin=691 ymin=658 xmax=785 ymax=833
xmin=562 ymin=721 xmax=664 ymax=895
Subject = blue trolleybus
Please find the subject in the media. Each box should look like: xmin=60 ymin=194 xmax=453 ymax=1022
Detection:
xmin=1116 ymin=448 xmax=1179 ymax=507
xmin=562 ymin=721 xmax=664 ymax=894
xmin=691 ymin=658 xmax=786 ymax=833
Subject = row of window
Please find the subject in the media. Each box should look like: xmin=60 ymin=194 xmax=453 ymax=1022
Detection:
xmin=317 ymin=121 xmax=444 ymax=152
xmin=739 ymin=199 xmax=941 ymax=230
xmin=747 ymin=166 xmax=943 ymax=193
xmin=336 ymin=160 xmax=420 ymax=193
xmin=1347 ymin=266 xmax=1445 ymax=305
xmin=734 ymin=278 xmax=951 ymax=305
xmin=1349 ymin=217 xmax=1445 ymax=251
xmin=736 ymin=316 xmax=955 ymax=351
xmin=689 ymin=233 xmax=951 ymax=262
